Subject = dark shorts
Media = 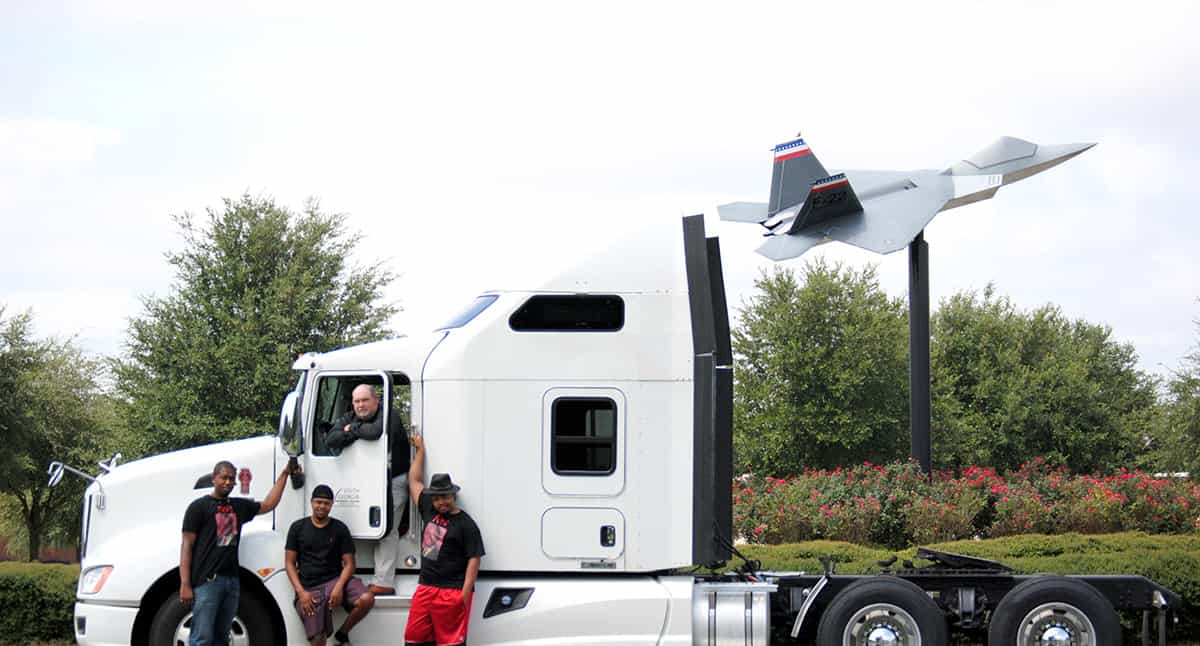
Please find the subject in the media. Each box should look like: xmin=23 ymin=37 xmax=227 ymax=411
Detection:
xmin=404 ymin=584 xmax=473 ymax=646
xmin=295 ymin=576 xmax=369 ymax=639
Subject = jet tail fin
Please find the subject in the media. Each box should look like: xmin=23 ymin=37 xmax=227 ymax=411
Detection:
xmin=769 ymin=137 xmax=829 ymax=215
xmin=786 ymin=173 xmax=864 ymax=234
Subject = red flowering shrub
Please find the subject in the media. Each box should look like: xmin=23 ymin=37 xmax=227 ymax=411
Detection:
xmin=733 ymin=458 xmax=1200 ymax=547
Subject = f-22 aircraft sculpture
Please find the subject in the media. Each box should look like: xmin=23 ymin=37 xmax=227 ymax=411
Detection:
xmin=719 ymin=133 xmax=1094 ymax=473
xmin=718 ymin=135 xmax=1094 ymax=260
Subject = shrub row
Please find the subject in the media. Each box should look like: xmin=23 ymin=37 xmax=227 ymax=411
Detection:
xmin=742 ymin=531 xmax=1200 ymax=636
xmin=734 ymin=459 xmax=1200 ymax=549
xmin=0 ymin=562 xmax=78 ymax=644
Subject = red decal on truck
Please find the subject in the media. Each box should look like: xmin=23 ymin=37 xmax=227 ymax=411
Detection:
xmin=238 ymin=468 xmax=252 ymax=494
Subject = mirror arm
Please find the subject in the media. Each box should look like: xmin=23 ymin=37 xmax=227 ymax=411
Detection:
xmin=47 ymin=461 xmax=106 ymax=509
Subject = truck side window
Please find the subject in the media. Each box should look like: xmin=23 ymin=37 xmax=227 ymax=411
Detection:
xmin=551 ymin=398 xmax=617 ymax=475
xmin=510 ymin=295 xmax=624 ymax=331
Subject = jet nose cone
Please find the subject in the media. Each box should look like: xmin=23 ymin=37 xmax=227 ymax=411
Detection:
xmin=949 ymin=138 xmax=1096 ymax=185
xmin=1041 ymin=141 xmax=1097 ymax=162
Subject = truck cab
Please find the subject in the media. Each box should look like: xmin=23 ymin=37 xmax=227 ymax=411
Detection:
xmin=70 ymin=216 xmax=737 ymax=645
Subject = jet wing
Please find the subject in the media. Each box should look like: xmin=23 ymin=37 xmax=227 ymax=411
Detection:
xmin=756 ymin=170 xmax=952 ymax=260
xmin=716 ymin=201 xmax=770 ymax=223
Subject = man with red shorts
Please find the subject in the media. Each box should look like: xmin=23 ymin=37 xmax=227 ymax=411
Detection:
xmin=405 ymin=435 xmax=485 ymax=646
xmin=285 ymin=484 xmax=375 ymax=646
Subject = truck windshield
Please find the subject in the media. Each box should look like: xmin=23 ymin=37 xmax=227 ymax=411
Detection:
xmin=436 ymin=294 xmax=499 ymax=330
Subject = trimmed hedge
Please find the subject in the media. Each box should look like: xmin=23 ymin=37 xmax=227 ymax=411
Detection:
xmin=743 ymin=531 xmax=1200 ymax=635
xmin=0 ymin=562 xmax=78 ymax=644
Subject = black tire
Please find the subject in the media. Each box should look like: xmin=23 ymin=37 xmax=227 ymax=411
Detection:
xmin=816 ymin=576 xmax=949 ymax=645
xmin=987 ymin=576 xmax=1120 ymax=646
xmin=148 ymin=587 xmax=275 ymax=646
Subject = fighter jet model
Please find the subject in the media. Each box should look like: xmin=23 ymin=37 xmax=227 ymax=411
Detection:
xmin=719 ymin=135 xmax=1095 ymax=260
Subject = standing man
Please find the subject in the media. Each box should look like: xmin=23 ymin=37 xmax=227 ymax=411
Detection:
xmin=326 ymin=383 xmax=410 ymax=594
xmin=404 ymin=435 xmax=485 ymax=646
xmin=285 ymin=484 xmax=375 ymax=646
xmin=180 ymin=459 xmax=296 ymax=646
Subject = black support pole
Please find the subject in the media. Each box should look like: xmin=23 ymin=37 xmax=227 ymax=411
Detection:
xmin=908 ymin=231 xmax=932 ymax=474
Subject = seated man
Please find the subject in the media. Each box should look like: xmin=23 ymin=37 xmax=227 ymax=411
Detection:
xmin=404 ymin=435 xmax=485 ymax=646
xmin=285 ymin=484 xmax=375 ymax=646
xmin=326 ymin=383 xmax=411 ymax=594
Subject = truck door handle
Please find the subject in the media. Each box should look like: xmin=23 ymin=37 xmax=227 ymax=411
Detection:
xmin=600 ymin=525 xmax=616 ymax=547
xmin=369 ymin=506 xmax=381 ymax=527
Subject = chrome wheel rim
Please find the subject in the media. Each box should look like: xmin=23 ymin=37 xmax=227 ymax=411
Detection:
xmin=173 ymin=612 xmax=252 ymax=646
xmin=1016 ymin=602 xmax=1095 ymax=646
xmin=842 ymin=602 xmax=922 ymax=645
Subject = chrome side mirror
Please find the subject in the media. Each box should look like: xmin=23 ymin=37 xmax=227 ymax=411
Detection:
xmin=47 ymin=462 xmax=65 ymax=488
xmin=278 ymin=391 xmax=303 ymax=457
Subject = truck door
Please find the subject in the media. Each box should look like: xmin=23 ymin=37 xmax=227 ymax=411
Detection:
xmin=306 ymin=371 xmax=391 ymax=539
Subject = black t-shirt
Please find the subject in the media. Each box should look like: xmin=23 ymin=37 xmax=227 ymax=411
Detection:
xmin=181 ymin=495 xmax=261 ymax=584
xmin=417 ymin=493 xmax=485 ymax=589
xmin=285 ymin=516 xmax=355 ymax=588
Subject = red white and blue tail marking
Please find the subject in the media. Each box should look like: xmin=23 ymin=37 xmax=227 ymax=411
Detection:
xmin=773 ymin=138 xmax=812 ymax=163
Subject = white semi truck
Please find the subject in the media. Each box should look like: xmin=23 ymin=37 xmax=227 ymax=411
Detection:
xmin=60 ymin=216 xmax=1178 ymax=645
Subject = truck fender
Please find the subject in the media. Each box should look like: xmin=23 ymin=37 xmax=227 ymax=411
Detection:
xmin=790 ymin=573 xmax=830 ymax=638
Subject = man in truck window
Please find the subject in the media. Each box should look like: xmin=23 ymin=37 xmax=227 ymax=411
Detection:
xmin=325 ymin=383 xmax=411 ymax=594
xmin=285 ymin=484 xmax=375 ymax=646
xmin=180 ymin=459 xmax=295 ymax=646
xmin=404 ymin=435 xmax=485 ymax=646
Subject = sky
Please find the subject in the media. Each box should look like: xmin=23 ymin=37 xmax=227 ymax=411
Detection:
xmin=2 ymin=0 xmax=1198 ymax=380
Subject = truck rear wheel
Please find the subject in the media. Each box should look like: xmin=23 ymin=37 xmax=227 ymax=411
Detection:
xmin=815 ymin=577 xmax=948 ymax=645
xmin=987 ymin=576 xmax=1119 ymax=646
xmin=148 ymin=588 xmax=273 ymax=646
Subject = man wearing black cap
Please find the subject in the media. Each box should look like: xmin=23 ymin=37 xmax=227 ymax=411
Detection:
xmin=285 ymin=484 xmax=375 ymax=646
xmin=404 ymin=435 xmax=485 ymax=646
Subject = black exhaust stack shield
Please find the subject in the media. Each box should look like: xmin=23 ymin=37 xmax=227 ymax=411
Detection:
xmin=682 ymin=215 xmax=734 ymax=564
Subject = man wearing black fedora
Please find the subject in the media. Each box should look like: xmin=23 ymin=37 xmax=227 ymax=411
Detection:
xmin=404 ymin=435 xmax=485 ymax=646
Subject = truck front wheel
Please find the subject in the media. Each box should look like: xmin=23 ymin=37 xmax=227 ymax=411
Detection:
xmin=815 ymin=577 xmax=948 ymax=645
xmin=987 ymin=576 xmax=1119 ymax=646
xmin=148 ymin=588 xmax=273 ymax=646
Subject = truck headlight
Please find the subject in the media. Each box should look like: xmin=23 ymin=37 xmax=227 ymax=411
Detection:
xmin=79 ymin=566 xmax=113 ymax=595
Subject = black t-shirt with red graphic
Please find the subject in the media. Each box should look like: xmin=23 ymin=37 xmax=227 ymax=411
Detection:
xmin=417 ymin=493 xmax=485 ymax=589
xmin=182 ymin=495 xmax=261 ymax=585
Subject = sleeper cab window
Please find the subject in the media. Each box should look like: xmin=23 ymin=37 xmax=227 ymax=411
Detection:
xmin=509 ymin=295 xmax=624 ymax=332
xmin=551 ymin=397 xmax=617 ymax=475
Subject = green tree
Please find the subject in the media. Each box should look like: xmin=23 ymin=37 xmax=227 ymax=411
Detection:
xmin=114 ymin=195 xmax=397 ymax=456
xmin=0 ymin=307 xmax=106 ymax=560
xmin=930 ymin=285 xmax=1156 ymax=472
xmin=1141 ymin=311 xmax=1200 ymax=473
xmin=732 ymin=262 xmax=910 ymax=476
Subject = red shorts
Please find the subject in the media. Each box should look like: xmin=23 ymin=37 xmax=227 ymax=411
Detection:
xmin=404 ymin=584 xmax=473 ymax=646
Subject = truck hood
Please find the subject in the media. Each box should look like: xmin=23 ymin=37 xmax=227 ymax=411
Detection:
xmin=79 ymin=435 xmax=283 ymax=603
xmin=92 ymin=435 xmax=279 ymax=492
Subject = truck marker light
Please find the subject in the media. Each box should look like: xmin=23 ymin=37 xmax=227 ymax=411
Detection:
xmin=79 ymin=565 xmax=113 ymax=594
xmin=256 ymin=567 xmax=275 ymax=578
